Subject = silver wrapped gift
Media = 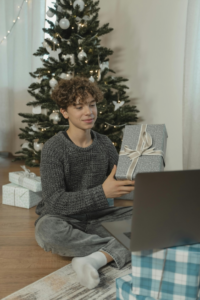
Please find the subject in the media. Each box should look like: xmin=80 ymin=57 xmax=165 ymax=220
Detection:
xmin=2 ymin=183 xmax=42 ymax=209
xmin=9 ymin=165 xmax=42 ymax=192
xmin=114 ymin=124 xmax=168 ymax=200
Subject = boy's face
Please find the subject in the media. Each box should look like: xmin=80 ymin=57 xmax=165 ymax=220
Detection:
xmin=60 ymin=93 xmax=97 ymax=130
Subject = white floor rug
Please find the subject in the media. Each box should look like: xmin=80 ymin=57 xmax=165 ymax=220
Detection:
xmin=2 ymin=262 xmax=132 ymax=300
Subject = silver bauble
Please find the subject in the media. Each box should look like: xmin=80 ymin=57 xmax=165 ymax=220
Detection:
xmin=73 ymin=0 xmax=85 ymax=11
xmin=59 ymin=17 xmax=70 ymax=30
xmin=60 ymin=73 xmax=73 ymax=80
xmin=89 ymin=76 xmax=95 ymax=82
xmin=47 ymin=10 xmax=54 ymax=18
xmin=78 ymin=50 xmax=87 ymax=60
xmin=34 ymin=139 xmax=44 ymax=151
xmin=49 ymin=111 xmax=61 ymax=124
xmin=57 ymin=5 xmax=63 ymax=12
xmin=49 ymin=78 xmax=58 ymax=88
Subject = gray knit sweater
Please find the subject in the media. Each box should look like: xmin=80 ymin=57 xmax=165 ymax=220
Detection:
xmin=34 ymin=129 xmax=119 ymax=227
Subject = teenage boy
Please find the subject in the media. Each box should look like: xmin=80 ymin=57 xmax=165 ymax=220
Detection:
xmin=34 ymin=77 xmax=135 ymax=289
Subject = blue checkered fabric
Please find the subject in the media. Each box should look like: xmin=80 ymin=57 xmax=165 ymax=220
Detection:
xmin=107 ymin=198 xmax=114 ymax=207
xmin=131 ymin=244 xmax=200 ymax=300
xmin=116 ymin=274 xmax=148 ymax=300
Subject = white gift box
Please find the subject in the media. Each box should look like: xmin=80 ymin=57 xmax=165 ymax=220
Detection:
xmin=9 ymin=166 xmax=42 ymax=192
xmin=2 ymin=183 xmax=42 ymax=209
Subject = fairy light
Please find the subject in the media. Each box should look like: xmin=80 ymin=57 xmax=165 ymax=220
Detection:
xmin=0 ymin=0 xmax=27 ymax=45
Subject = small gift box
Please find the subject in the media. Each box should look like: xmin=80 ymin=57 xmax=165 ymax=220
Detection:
xmin=131 ymin=244 xmax=200 ymax=300
xmin=115 ymin=124 xmax=168 ymax=200
xmin=2 ymin=183 xmax=42 ymax=209
xmin=116 ymin=274 xmax=147 ymax=300
xmin=107 ymin=198 xmax=114 ymax=207
xmin=9 ymin=165 xmax=42 ymax=192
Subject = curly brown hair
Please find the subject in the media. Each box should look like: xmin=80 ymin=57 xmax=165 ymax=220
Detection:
xmin=51 ymin=77 xmax=104 ymax=110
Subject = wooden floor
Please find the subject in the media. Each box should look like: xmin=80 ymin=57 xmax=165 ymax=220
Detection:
xmin=0 ymin=155 xmax=132 ymax=299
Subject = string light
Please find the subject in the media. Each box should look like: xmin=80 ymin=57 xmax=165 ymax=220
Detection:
xmin=0 ymin=0 xmax=28 ymax=45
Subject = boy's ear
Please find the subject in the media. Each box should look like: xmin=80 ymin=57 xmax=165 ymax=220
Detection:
xmin=60 ymin=108 xmax=68 ymax=118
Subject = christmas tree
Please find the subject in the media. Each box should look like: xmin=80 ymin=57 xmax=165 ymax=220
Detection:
xmin=13 ymin=0 xmax=139 ymax=167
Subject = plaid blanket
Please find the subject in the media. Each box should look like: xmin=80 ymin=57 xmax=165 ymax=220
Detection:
xmin=131 ymin=244 xmax=200 ymax=300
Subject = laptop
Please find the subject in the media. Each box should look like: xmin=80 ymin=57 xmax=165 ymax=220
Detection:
xmin=101 ymin=169 xmax=200 ymax=251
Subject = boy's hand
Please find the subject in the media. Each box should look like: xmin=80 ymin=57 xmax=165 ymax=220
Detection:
xmin=102 ymin=165 xmax=135 ymax=199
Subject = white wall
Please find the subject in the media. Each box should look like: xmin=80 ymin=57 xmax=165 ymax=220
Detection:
xmin=99 ymin=0 xmax=188 ymax=171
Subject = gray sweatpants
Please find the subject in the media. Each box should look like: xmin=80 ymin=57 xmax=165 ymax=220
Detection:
xmin=35 ymin=206 xmax=133 ymax=269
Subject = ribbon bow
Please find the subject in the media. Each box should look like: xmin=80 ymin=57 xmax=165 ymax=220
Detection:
xmin=18 ymin=165 xmax=40 ymax=186
xmin=119 ymin=124 xmax=165 ymax=180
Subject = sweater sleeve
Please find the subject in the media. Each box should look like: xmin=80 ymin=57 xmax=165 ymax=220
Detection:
xmin=105 ymin=136 xmax=119 ymax=178
xmin=38 ymin=142 xmax=110 ymax=216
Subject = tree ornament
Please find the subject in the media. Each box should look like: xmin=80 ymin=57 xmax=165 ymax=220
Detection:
xmin=55 ymin=20 xmax=59 ymax=26
xmin=62 ymin=54 xmax=75 ymax=65
xmin=22 ymin=142 xmax=31 ymax=149
xmin=49 ymin=77 xmax=58 ymax=88
xmin=59 ymin=17 xmax=70 ymax=30
xmin=32 ymin=159 xmax=40 ymax=164
xmin=112 ymin=93 xmax=125 ymax=111
xmin=49 ymin=111 xmax=61 ymax=124
xmin=60 ymin=0 xmax=65 ymax=4
xmin=43 ymin=41 xmax=48 ymax=48
xmin=32 ymin=105 xmax=42 ymax=114
xmin=83 ymin=15 xmax=90 ymax=21
xmin=34 ymin=139 xmax=44 ymax=151
xmin=47 ymin=10 xmax=54 ymax=18
xmin=66 ymin=9 xmax=72 ymax=15
xmin=100 ymin=61 xmax=109 ymax=72
xmin=59 ymin=72 xmax=73 ymax=80
xmin=78 ymin=50 xmax=87 ymax=60
xmin=31 ymin=124 xmax=40 ymax=132
xmin=52 ymin=38 xmax=58 ymax=44
xmin=89 ymin=76 xmax=95 ymax=82
xmin=73 ymin=0 xmax=85 ymax=11
xmin=57 ymin=5 xmax=63 ymax=13
xmin=46 ymin=45 xmax=61 ymax=61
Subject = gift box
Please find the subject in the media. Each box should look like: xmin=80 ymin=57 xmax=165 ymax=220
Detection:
xmin=9 ymin=165 xmax=42 ymax=192
xmin=116 ymin=274 xmax=149 ymax=300
xmin=2 ymin=183 xmax=42 ymax=209
xmin=107 ymin=198 xmax=114 ymax=207
xmin=115 ymin=124 xmax=168 ymax=200
xmin=131 ymin=244 xmax=200 ymax=300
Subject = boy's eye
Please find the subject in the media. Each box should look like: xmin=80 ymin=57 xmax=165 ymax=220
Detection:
xmin=77 ymin=105 xmax=95 ymax=109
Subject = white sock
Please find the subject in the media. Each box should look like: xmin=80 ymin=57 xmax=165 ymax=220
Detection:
xmin=71 ymin=251 xmax=107 ymax=289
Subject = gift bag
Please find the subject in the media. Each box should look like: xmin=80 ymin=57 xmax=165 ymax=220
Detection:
xmin=115 ymin=124 xmax=168 ymax=200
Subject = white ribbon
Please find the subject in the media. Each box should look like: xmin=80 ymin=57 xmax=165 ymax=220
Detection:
xmin=119 ymin=124 xmax=165 ymax=180
xmin=18 ymin=165 xmax=40 ymax=186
